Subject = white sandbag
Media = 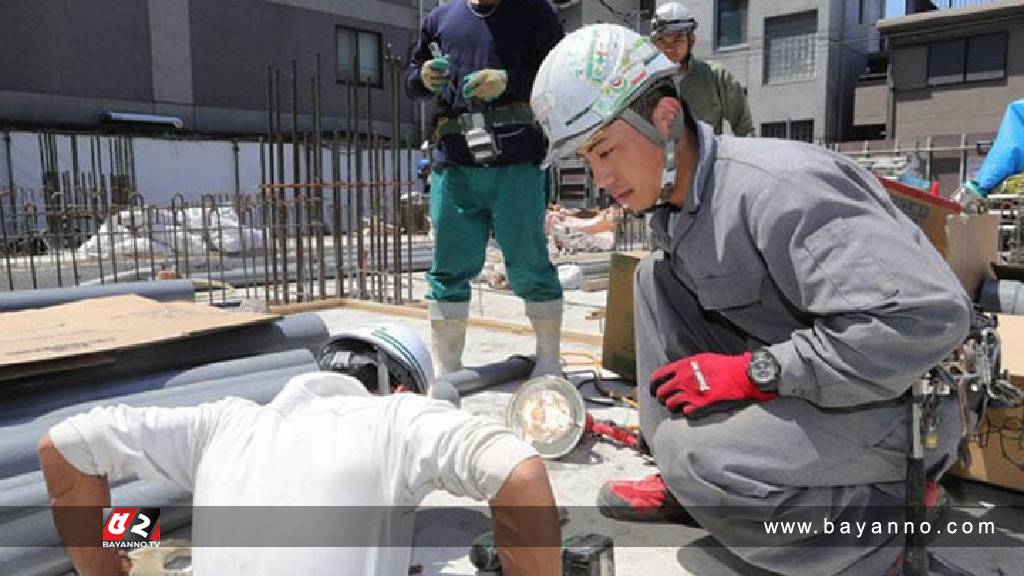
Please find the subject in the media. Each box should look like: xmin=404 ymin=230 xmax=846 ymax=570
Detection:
xmin=208 ymin=227 xmax=264 ymax=254
xmin=557 ymin=264 xmax=582 ymax=291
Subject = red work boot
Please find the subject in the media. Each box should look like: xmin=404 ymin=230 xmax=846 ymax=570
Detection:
xmin=597 ymin=473 xmax=696 ymax=524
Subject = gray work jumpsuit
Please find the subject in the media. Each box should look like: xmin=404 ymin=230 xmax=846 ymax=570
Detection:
xmin=636 ymin=122 xmax=972 ymax=576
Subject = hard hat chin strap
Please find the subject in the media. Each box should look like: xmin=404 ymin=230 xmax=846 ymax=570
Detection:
xmin=618 ymin=107 xmax=688 ymax=205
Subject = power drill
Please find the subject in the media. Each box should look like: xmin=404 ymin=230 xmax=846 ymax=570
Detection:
xmin=470 ymin=531 xmax=615 ymax=575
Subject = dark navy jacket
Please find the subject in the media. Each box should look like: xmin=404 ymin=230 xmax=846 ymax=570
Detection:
xmin=405 ymin=0 xmax=564 ymax=167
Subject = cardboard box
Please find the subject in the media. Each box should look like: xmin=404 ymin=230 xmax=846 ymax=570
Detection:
xmin=944 ymin=213 xmax=1001 ymax=300
xmin=0 ymin=295 xmax=278 ymax=381
xmin=601 ymin=251 xmax=647 ymax=380
xmin=881 ymin=178 xmax=962 ymax=258
xmin=950 ymin=315 xmax=1024 ymax=492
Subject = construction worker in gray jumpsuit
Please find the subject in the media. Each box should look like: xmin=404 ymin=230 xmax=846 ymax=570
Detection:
xmin=531 ymin=25 xmax=971 ymax=576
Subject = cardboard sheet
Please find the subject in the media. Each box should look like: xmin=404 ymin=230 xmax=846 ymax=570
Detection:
xmin=601 ymin=251 xmax=647 ymax=380
xmin=944 ymin=213 xmax=1001 ymax=299
xmin=0 ymin=295 xmax=278 ymax=379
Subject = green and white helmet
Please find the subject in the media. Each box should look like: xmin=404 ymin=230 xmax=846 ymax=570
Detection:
xmin=531 ymin=24 xmax=682 ymax=201
xmin=318 ymin=323 xmax=434 ymax=396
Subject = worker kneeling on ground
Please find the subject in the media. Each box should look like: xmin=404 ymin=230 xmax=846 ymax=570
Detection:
xmin=531 ymin=25 xmax=971 ymax=576
xmin=37 ymin=323 xmax=560 ymax=576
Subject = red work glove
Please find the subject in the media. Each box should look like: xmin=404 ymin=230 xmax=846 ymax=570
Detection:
xmin=650 ymin=352 xmax=777 ymax=417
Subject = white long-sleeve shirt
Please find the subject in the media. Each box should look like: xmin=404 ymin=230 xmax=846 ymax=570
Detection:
xmin=49 ymin=372 xmax=538 ymax=575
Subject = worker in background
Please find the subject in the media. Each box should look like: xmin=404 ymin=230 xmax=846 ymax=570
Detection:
xmin=531 ymin=25 xmax=970 ymax=575
xmin=650 ymin=2 xmax=753 ymax=136
xmin=405 ymin=0 xmax=565 ymax=379
xmin=417 ymin=140 xmax=432 ymax=196
xmin=38 ymin=323 xmax=560 ymax=576
xmin=956 ymin=97 xmax=1024 ymax=210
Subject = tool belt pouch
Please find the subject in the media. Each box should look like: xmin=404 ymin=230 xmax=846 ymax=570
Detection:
xmin=458 ymin=112 xmax=500 ymax=165
xmin=436 ymin=103 xmax=536 ymax=166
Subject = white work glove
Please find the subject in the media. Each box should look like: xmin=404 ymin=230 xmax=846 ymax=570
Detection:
xmin=462 ymin=69 xmax=508 ymax=102
xmin=127 ymin=540 xmax=192 ymax=576
xmin=953 ymin=180 xmax=987 ymax=214
xmin=420 ymin=57 xmax=450 ymax=93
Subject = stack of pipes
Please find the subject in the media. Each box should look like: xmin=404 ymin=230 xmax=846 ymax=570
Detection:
xmin=0 ymin=292 xmax=330 ymax=575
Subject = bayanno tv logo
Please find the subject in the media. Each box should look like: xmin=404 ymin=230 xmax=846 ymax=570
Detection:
xmin=102 ymin=508 xmax=161 ymax=549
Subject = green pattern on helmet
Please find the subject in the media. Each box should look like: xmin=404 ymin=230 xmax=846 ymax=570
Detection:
xmin=371 ymin=327 xmax=428 ymax=387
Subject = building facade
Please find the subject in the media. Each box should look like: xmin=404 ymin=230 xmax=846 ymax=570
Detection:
xmin=878 ymin=0 xmax=1024 ymax=143
xmin=672 ymin=0 xmax=886 ymax=142
xmin=0 ymin=0 xmax=421 ymax=138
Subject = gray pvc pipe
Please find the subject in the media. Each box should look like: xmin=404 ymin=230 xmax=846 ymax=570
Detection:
xmin=439 ymin=355 xmax=536 ymax=395
xmin=0 ymin=279 xmax=195 ymax=312
xmin=0 ymin=350 xmax=316 ymax=423
xmin=0 ymin=362 xmax=318 ymax=479
xmin=979 ymin=278 xmax=1024 ymax=314
xmin=0 ymin=480 xmax=191 ymax=576
xmin=0 ymin=312 xmax=329 ymax=393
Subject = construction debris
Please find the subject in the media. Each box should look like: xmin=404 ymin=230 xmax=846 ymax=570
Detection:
xmin=546 ymin=205 xmax=618 ymax=255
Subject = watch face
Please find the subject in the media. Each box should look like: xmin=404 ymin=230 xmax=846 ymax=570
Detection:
xmin=749 ymin=351 xmax=778 ymax=385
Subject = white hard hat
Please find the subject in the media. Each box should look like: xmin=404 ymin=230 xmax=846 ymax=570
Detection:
xmin=651 ymin=3 xmax=698 ymax=41
xmin=531 ymin=24 xmax=676 ymax=168
xmin=318 ymin=323 xmax=435 ymax=396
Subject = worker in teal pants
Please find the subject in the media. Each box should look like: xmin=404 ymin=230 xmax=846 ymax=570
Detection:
xmin=406 ymin=0 xmax=565 ymax=378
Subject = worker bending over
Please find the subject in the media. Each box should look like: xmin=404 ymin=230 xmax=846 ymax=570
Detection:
xmin=38 ymin=324 xmax=560 ymax=576
xmin=531 ymin=25 xmax=970 ymax=576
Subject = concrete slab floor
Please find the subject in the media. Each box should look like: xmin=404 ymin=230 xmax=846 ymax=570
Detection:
xmin=316 ymin=306 xmax=1024 ymax=576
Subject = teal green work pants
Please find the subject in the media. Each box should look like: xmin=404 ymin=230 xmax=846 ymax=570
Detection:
xmin=427 ymin=163 xmax=562 ymax=303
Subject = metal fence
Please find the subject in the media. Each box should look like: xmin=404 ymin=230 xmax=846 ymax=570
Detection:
xmin=0 ymin=185 xmax=431 ymax=305
xmin=0 ymin=50 xmax=433 ymax=306
xmin=829 ymin=133 xmax=995 ymax=197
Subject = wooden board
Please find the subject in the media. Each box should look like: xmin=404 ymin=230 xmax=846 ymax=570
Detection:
xmin=0 ymin=295 xmax=278 ymax=380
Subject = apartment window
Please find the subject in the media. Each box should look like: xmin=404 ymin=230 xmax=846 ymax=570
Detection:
xmin=337 ymin=27 xmax=382 ymax=85
xmin=760 ymin=122 xmax=788 ymax=139
xmin=927 ymin=32 xmax=1007 ymax=86
xmin=760 ymin=120 xmax=814 ymax=143
xmin=716 ymin=0 xmax=748 ymax=48
xmin=927 ymin=38 xmax=965 ymax=86
xmin=764 ymin=11 xmax=817 ymax=85
xmin=966 ymin=33 xmax=1007 ymax=81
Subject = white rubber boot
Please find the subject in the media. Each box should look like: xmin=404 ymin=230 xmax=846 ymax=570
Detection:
xmin=526 ymin=299 xmax=564 ymax=378
xmin=428 ymin=301 xmax=469 ymax=377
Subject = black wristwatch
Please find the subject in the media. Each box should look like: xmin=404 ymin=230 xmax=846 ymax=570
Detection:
xmin=747 ymin=348 xmax=780 ymax=391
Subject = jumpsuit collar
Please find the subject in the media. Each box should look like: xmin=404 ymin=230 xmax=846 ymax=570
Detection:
xmin=649 ymin=120 xmax=718 ymax=251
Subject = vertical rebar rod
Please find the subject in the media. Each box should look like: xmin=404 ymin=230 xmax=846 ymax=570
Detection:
xmin=276 ymin=68 xmax=288 ymax=303
xmin=355 ymin=61 xmax=366 ymax=298
xmin=346 ymin=77 xmax=356 ymax=297
xmin=292 ymin=58 xmax=304 ymax=302
xmin=259 ymin=136 xmax=271 ymax=303
xmin=267 ymin=66 xmax=280 ymax=303
xmin=232 ymin=140 xmax=241 ymax=214
xmin=3 ymin=130 xmax=14 ymax=239
xmin=390 ymin=54 xmax=402 ymax=304
xmin=366 ymin=77 xmax=377 ymax=301
xmin=405 ymin=137 xmax=413 ymax=302
xmin=1 ymin=131 xmax=12 ymax=290
xmin=315 ymin=53 xmax=327 ymax=299
xmin=332 ymin=130 xmax=344 ymax=298
xmin=304 ymin=131 xmax=315 ymax=298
